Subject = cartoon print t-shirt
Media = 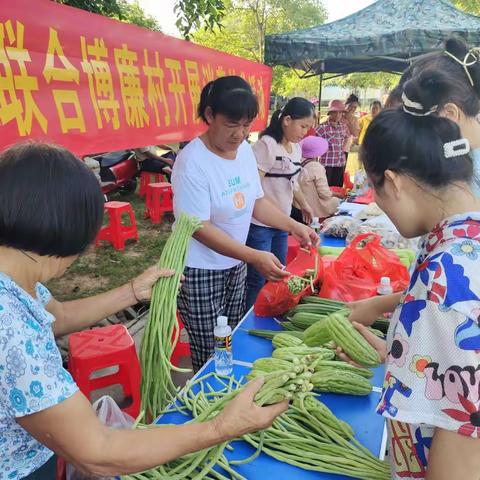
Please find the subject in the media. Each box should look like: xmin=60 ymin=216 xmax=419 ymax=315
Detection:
xmin=172 ymin=137 xmax=264 ymax=270
xmin=377 ymin=212 xmax=480 ymax=479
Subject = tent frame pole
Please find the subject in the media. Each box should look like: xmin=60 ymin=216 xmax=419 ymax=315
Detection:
xmin=318 ymin=72 xmax=323 ymax=115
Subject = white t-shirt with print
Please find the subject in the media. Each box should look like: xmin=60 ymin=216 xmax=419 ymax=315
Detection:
xmin=172 ymin=137 xmax=264 ymax=270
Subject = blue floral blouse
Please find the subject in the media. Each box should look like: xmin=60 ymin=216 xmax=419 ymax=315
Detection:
xmin=0 ymin=273 xmax=78 ymax=479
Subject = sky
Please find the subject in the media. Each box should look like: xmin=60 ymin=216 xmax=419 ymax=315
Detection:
xmin=136 ymin=0 xmax=376 ymax=36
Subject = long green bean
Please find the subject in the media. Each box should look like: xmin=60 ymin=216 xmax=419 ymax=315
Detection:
xmin=140 ymin=213 xmax=202 ymax=418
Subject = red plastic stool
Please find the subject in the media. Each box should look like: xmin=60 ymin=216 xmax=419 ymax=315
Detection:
xmin=95 ymin=201 xmax=138 ymax=251
xmin=287 ymin=235 xmax=300 ymax=265
xmin=68 ymin=325 xmax=141 ymax=418
xmin=171 ymin=312 xmax=191 ymax=367
xmin=144 ymin=182 xmax=173 ymax=224
xmin=139 ymin=171 xmax=166 ymax=197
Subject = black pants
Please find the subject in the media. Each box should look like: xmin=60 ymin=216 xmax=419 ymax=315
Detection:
xmin=325 ymin=166 xmax=346 ymax=187
xmin=22 ymin=455 xmax=57 ymax=479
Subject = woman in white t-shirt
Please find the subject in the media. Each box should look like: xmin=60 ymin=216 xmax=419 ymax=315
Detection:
xmin=246 ymin=97 xmax=315 ymax=308
xmin=172 ymin=76 xmax=318 ymax=371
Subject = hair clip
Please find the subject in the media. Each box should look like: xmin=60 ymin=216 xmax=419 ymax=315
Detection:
xmin=402 ymin=92 xmax=438 ymax=116
xmin=444 ymin=48 xmax=480 ymax=87
xmin=444 ymin=138 xmax=470 ymax=159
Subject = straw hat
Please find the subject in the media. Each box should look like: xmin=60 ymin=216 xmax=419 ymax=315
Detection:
xmin=328 ymin=99 xmax=346 ymax=113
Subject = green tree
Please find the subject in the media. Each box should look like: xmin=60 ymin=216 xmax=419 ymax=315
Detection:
xmin=174 ymin=0 xmax=227 ymax=40
xmin=54 ymin=0 xmax=121 ymax=16
xmin=453 ymin=0 xmax=480 ymax=15
xmin=336 ymin=72 xmax=398 ymax=92
xmin=192 ymin=0 xmax=327 ymax=97
xmin=54 ymin=0 xmax=161 ymax=30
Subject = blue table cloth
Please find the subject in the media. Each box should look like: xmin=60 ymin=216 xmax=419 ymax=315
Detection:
xmin=156 ymin=309 xmax=387 ymax=479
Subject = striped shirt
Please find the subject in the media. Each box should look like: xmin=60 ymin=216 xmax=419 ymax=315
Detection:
xmin=315 ymin=120 xmax=350 ymax=168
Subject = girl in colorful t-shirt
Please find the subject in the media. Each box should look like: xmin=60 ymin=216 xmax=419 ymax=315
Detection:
xmin=339 ymin=101 xmax=480 ymax=477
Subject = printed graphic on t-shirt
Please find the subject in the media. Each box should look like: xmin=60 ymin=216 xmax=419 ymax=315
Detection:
xmin=222 ymin=175 xmax=251 ymax=219
xmin=233 ymin=191 xmax=246 ymax=210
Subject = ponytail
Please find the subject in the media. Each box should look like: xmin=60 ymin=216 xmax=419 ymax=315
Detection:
xmin=260 ymin=109 xmax=283 ymax=142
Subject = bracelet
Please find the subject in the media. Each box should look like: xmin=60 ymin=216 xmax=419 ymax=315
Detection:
xmin=130 ymin=280 xmax=141 ymax=303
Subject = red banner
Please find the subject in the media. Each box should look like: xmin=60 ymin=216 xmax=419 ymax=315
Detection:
xmin=0 ymin=0 xmax=272 ymax=156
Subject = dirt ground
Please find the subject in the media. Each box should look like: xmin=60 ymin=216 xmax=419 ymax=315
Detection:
xmin=47 ymin=189 xmax=174 ymax=301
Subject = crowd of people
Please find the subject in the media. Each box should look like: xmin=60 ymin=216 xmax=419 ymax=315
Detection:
xmin=0 ymin=36 xmax=479 ymax=480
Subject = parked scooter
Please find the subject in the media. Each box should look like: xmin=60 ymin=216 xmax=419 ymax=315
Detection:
xmin=84 ymin=150 xmax=139 ymax=196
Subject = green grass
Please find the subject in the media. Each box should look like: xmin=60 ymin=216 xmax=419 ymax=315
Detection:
xmin=47 ymin=189 xmax=173 ymax=301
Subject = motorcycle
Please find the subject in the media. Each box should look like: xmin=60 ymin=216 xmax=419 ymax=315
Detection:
xmin=84 ymin=150 xmax=139 ymax=196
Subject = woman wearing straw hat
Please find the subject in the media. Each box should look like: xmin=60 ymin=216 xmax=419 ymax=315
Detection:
xmin=315 ymin=100 xmax=351 ymax=187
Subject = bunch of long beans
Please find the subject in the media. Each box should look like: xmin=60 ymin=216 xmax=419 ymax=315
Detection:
xmin=125 ymin=372 xmax=389 ymax=480
xmin=140 ymin=213 xmax=202 ymax=419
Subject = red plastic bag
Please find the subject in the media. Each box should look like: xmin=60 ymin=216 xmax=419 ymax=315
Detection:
xmin=254 ymin=248 xmax=323 ymax=317
xmin=319 ymin=233 xmax=410 ymax=302
xmin=353 ymin=188 xmax=374 ymax=204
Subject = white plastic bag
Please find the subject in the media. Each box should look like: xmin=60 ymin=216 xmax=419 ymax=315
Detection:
xmin=346 ymin=216 xmax=419 ymax=250
xmin=320 ymin=216 xmax=361 ymax=238
xmin=66 ymin=396 xmax=134 ymax=480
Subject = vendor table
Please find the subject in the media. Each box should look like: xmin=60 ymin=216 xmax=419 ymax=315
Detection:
xmin=156 ymin=306 xmax=387 ymax=480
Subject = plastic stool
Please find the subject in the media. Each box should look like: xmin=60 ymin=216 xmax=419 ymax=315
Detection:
xmin=68 ymin=325 xmax=141 ymax=418
xmin=95 ymin=201 xmax=138 ymax=251
xmin=144 ymin=182 xmax=173 ymax=224
xmin=139 ymin=171 xmax=166 ymax=197
xmin=287 ymin=235 xmax=300 ymax=265
xmin=171 ymin=312 xmax=191 ymax=367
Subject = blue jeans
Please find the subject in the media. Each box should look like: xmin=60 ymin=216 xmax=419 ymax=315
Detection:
xmin=246 ymin=224 xmax=288 ymax=309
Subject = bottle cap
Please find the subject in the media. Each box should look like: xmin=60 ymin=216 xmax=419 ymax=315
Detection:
xmin=217 ymin=316 xmax=228 ymax=327
xmin=380 ymin=277 xmax=391 ymax=286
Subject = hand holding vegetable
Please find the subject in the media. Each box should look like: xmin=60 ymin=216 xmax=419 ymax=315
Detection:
xmin=212 ymin=377 xmax=289 ymax=439
xmin=130 ymin=265 xmax=175 ymax=302
xmin=250 ymin=250 xmax=290 ymax=281
xmin=346 ymin=298 xmax=384 ymax=326
xmin=347 ymin=292 xmax=402 ymax=326
xmin=290 ymin=221 xmax=320 ymax=248
xmin=336 ymin=321 xmax=387 ymax=367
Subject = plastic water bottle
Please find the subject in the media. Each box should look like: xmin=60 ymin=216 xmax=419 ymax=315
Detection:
xmin=214 ymin=316 xmax=233 ymax=376
xmin=377 ymin=277 xmax=393 ymax=319
xmin=354 ymin=170 xmax=368 ymax=195
xmin=310 ymin=217 xmax=321 ymax=234
xmin=377 ymin=277 xmax=393 ymax=296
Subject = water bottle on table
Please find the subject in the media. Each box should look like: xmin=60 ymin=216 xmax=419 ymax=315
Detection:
xmin=214 ymin=316 xmax=233 ymax=375
xmin=377 ymin=277 xmax=393 ymax=319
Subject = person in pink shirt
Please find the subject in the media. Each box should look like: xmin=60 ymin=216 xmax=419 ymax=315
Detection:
xmin=291 ymin=136 xmax=342 ymax=223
